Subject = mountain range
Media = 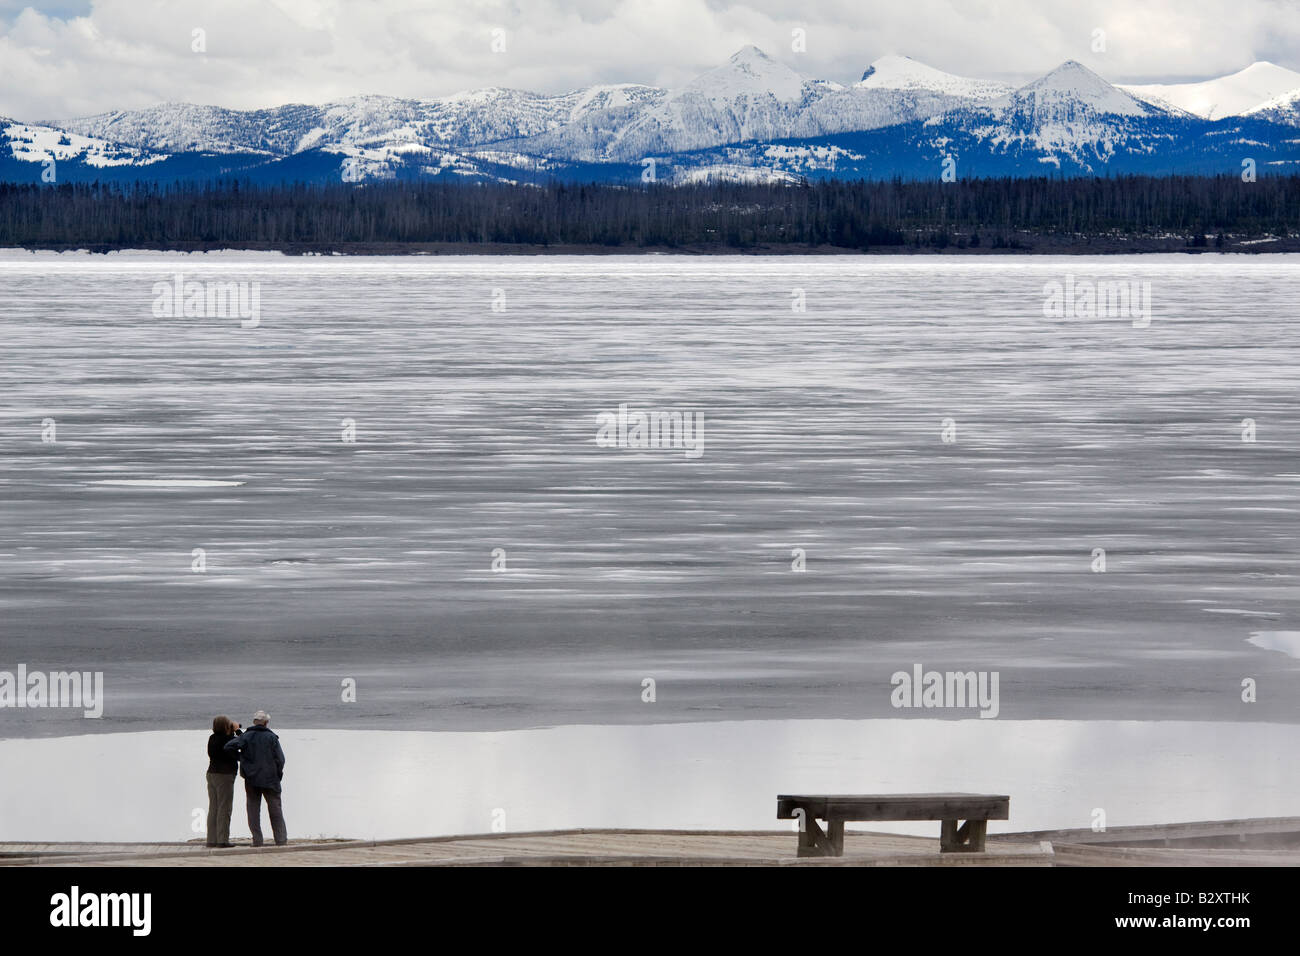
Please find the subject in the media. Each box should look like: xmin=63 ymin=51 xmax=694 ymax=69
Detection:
xmin=5 ymin=47 xmax=1300 ymax=186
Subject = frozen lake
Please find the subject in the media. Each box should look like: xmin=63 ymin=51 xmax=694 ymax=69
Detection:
xmin=2 ymin=719 xmax=1297 ymax=843
xmin=1 ymin=253 xmax=1299 ymax=736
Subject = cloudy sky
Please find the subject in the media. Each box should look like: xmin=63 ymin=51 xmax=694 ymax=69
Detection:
xmin=2 ymin=0 xmax=1299 ymax=121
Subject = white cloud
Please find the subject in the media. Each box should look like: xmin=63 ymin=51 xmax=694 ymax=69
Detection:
xmin=1 ymin=0 xmax=1298 ymax=120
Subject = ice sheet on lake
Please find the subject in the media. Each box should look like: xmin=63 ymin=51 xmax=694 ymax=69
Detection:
xmin=0 ymin=719 xmax=1296 ymax=843
xmin=4 ymin=254 xmax=1300 ymax=727
xmin=91 ymin=479 xmax=246 ymax=487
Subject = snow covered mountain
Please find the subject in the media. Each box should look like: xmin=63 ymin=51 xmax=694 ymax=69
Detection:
xmin=510 ymin=50 xmax=1023 ymax=162
xmin=857 ymin=54 xmax=1013 ymax=99
xmin=654 ymin=59 xmax=1298 ymax=182
xmin=970 ymin=61 xmax=1170 ymax=165
xmin=991 ymin=61 xmax=1156 ymax=122
xmin=1121 ymin=62 xmax=1300 ymax=119
xmin=1244 ymin=86 xmax=1300 ymax=127
xmin=6 ymin=48 xmax=1300 ymax=185
xmin=58 ymin=85 xmax=668 ymax=157
xmin=56 ymin=103 xmax=312 ymax=155
xmin=802 ymin=55 xmax=1014 ymax=137
xmin=1 ymin=119 xmax=167 ymax=168
xmin=550 ymin=46 xmax=833 ymax=160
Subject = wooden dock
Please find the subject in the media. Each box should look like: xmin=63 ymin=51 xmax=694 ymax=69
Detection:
xmin=4 ymin=818 xmax=1298 ymax=866
xmin=997 ymin=816 xmax=1300 ymax=867
xmin=2 ymin=829 xmax=1051 ymax=867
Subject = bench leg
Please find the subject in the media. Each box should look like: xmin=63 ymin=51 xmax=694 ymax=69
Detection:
xmin=796 ymin=817 xmax=845 ymax=857
xmin=827 ymin=819 xmax=845 ymax=856
xmin=797 ymin=817 xmax=827 ymax=857
xmin=940 ymin=819 xmax=988 ymax=853
xmin=940 ymin=819 xmax=959 ymax=851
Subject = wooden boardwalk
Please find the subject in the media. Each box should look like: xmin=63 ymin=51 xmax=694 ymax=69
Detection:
xmin=996 ymin=816 xmax=1300 ymax=867
xmin=1 ymin=829 xmax=1052 ymax=867
xmin=999 ymin=816 xmax=1300 ymax=849
xmin=5 ymin=818 xmax=1297 ymax=866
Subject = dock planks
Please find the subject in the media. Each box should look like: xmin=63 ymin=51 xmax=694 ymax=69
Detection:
xmin=4 ymin=819 xmax=1297 ymax=866
xmin=2 ymin=829 xmax=1050 ymax=867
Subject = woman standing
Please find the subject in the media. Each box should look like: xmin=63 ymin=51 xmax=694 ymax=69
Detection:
xmin=206 ymin=715 xmax=241 ymax=847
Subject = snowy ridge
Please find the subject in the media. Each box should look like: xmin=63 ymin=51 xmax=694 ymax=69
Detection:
xmin=47 ymin=47 xmax=1031 ymax=165
xmin=520 ymin=48 xmax=1015 ymax=162
xmin=2 ymin=120 xmax=166 ymax=167
xmin=858 ymin=55 xmax=1012 ymax=99
xmin=1244 ymin=86 xmax=1300 ymax=127
xmin=990 ymin=61 xmax=1155 ymax=120
xmin=961 ymin=60 xmax=1172 ymax=166
xmin=691 ymin=45 xmax=809 ymax=103
xmin=1122 ymin=62 xmax=1300 ymax=120
xmin=7 ymin=48 xmax=1300 ymax=184
xmin=601 ymin=46 xmax=826 ymax=158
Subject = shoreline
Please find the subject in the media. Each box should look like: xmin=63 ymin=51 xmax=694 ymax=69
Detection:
xmin=4 ymin=237 xmax=1300 ymax=256
xmin=5 ymin=712 xmax=1300 ymax=745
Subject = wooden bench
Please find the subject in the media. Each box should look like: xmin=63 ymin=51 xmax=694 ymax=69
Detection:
xmin=776 ymin=793 xmax=1010 ymax=857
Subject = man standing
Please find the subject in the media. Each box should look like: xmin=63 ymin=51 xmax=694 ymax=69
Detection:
xmin=224 ymin=710 xmax=287 ymax=846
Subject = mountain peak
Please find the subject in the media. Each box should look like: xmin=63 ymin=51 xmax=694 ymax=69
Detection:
xmin=1229 ymin=60 xmax=1300 ymax=86
xmin=860 ymin=55 xmax=939 ymax=85
xmin=1121 ymin=60 xmax=1300 ymax=119
xmin=682 ymin=45 xmax=807 ymax=102
xmin=1001 ymin=60 xmax=1152 ymax=116
xmin=857 ymin=55 xmax=1012 ymax=99
xmin=729 ymin=44 xmax=771 ymax=64
xmin=1033 ymin=60 xmax=1105 ymax=87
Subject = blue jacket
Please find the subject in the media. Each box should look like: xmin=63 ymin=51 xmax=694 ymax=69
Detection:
xmin=224 ymin=724 xmax=285 ymax=792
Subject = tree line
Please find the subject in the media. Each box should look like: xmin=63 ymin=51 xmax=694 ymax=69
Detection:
xmin=1 ymin=175 xmax=1297 ymax=250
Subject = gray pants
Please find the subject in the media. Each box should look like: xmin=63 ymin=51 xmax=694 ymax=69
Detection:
xmin=245 ymin=782 xmax=288 ymax=846
xmin=205 ymin=772 xmax=236 ymax=846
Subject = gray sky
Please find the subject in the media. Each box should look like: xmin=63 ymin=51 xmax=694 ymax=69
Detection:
xmin=2 ymin=0 xmax=1299 ymax=121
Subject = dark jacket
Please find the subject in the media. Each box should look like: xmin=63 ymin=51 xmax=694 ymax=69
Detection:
xmin=207 ymin=729 xmax=240 ymax=775
xmin=224 ymin=724 xmax=286 ymax=792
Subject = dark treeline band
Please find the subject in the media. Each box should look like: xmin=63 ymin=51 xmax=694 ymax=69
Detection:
xmin=3 ymin=175 xmax=1297 ymax=251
